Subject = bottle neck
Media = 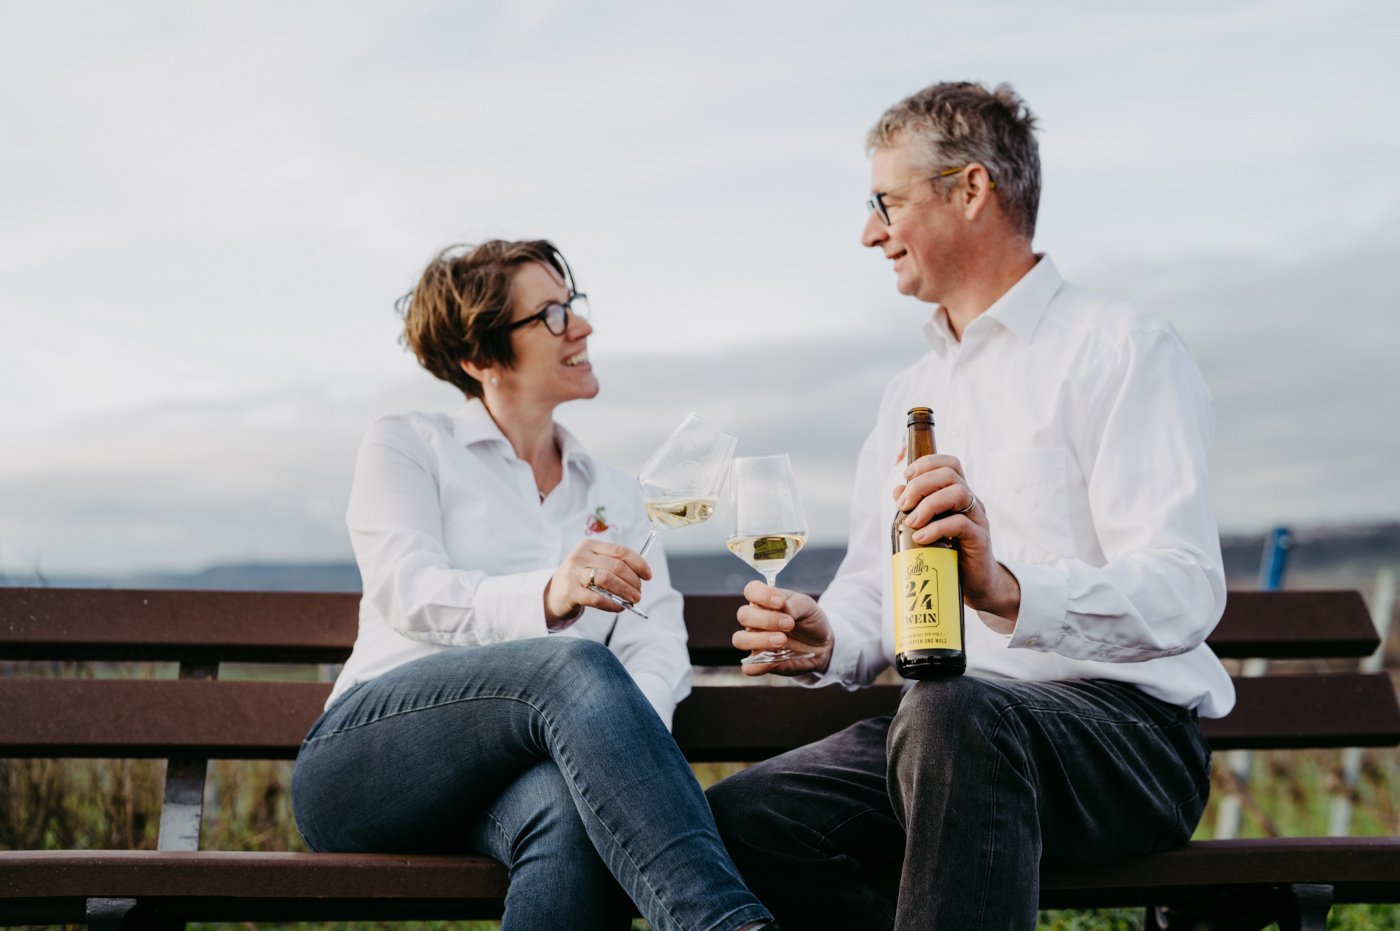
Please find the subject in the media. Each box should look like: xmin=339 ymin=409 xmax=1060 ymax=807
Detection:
xmin=907 ymin=422 xmax=936 ymax=462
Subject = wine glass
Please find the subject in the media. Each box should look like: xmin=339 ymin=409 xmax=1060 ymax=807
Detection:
xmin=590 ymin=412 xmax=738 ymax=618
xmin=726 ymin=454 xmax=814 ymax=665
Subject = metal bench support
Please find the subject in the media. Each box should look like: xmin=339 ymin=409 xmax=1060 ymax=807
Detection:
xmin=85 ymin=898 xmax=138 ymax=931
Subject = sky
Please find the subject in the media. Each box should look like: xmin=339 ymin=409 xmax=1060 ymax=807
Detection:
xmin=2 ymin=0 xmax=1399 ymax=578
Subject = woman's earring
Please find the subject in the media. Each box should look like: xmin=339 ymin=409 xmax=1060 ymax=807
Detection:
xmin=489 ymin=375 xmax=500 ymax=386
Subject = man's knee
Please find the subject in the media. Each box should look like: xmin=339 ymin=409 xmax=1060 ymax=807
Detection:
xmin=888 ymin=677 xmax=1020 ymax=774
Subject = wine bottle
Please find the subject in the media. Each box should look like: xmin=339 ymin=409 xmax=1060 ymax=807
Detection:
xmin=890 ymin=406 xmax=966 ymax=678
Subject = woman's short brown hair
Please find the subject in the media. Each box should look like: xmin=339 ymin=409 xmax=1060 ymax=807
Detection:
xmin=397 ymin=239 xmax=571 ymax=398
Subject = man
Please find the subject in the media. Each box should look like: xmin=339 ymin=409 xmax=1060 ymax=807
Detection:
xmin=706 ymin=81 xmax=1234 ymax=930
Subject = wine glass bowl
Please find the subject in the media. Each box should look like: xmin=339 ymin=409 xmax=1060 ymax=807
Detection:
xmin=634 ymin=412 xmax=736 ymax=546
xmin=591 ymin=412 xmax=737 ymax=617
xmin=726 ymin=454 xmax=814 ymax=665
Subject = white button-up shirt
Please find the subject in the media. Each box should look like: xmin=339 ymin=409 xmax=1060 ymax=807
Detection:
xmin=814 ymin=256 xmax=1235 ymax=718
xmin=327 ymin=401 xmax=691 ymax=728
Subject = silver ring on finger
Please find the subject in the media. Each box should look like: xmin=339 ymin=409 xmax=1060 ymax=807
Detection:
xmin=957 ymin=491 xmax=979 ymax=515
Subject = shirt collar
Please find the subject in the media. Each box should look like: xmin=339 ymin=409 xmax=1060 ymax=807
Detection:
xmin=922 ymin=254 xmax=1063 ymax=350
xmin=450 ymin=399 xmax=595 ymax=480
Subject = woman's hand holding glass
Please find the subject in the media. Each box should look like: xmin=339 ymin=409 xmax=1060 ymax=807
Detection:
xmin=546 ymin=539 xmax=653 ymax=629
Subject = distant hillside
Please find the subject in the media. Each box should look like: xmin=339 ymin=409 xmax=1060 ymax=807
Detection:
xmin=7 ymin=522 xmax=1399 ymax=594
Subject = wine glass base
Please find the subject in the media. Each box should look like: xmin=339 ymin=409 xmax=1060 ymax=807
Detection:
xmin=589 ymin=584 xmax=649 ymax=619
xmin=741 ymin=647 xmax=816 ymax=665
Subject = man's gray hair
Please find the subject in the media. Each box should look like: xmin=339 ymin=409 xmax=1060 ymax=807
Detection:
xmin=867 ymin=82 xmax=1041 ymax=241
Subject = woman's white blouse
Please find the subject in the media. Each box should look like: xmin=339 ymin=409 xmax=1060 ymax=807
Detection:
xmin=327 ymin=401 xmax=691 ymax=729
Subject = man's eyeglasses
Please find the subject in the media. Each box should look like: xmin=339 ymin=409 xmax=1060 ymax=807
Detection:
xmin=866 ymin=165 xmax=995 ymax=226
xmin=503 ymin=293 xmax=591 ymax=336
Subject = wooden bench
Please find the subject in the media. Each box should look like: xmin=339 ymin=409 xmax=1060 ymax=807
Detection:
xmin=2 ymin=586 xmax=1397 ymax=930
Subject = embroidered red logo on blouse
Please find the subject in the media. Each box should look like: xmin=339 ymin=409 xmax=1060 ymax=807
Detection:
xmin=585 ymin=506 xmax=610 ymax=534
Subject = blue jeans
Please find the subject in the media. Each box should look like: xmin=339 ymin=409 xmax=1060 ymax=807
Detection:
xmin=292 ymin=637 xmax=770 ymax=931
xmin=707 ymin=676 xmax=1211 ymax=930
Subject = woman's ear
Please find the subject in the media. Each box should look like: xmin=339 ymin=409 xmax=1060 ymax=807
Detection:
xmin=460 ymin=359 xmax=498 ymax=387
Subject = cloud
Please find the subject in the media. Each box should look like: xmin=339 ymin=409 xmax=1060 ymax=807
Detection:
xmin=6 ymin=209 xmax=1398 ymax=577
xmin=2 ymin=2 xmax=1399 ymax=575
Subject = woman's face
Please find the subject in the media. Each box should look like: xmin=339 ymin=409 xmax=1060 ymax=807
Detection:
xmin=499 ymin=260 xmax=599 ymax=406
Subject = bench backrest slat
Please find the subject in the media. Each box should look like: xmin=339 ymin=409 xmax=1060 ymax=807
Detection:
xmin=0 ymin=587 xmax=1381 ymax=663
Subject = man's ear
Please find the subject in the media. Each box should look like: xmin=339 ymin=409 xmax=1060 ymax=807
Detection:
xmin=962 ymin=163 xmax=995 ymax=220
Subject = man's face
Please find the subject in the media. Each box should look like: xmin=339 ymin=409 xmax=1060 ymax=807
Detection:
xmin=861 ymin=141 xmax=963 ymax=304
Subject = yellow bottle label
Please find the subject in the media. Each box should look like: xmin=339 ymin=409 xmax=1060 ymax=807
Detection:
xmin=891 ymin=547 xmax=962 ymax=653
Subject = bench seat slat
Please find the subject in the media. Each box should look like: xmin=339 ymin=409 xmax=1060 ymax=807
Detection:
xmin=3 ymin=841 xmax=1398 ymax=919
xmin=1 ymin=588 xmax=1381 ymax=663
xmin=2 ymin=674 xmax=1396 ymax=759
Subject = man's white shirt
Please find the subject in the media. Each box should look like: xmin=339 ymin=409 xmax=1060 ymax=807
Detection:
xmin=812 ymin=256 xmax=1235 ymax=718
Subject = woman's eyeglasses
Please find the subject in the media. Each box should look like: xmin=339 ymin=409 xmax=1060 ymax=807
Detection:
xmin=503 ymin=293 xmax=591 ymax=336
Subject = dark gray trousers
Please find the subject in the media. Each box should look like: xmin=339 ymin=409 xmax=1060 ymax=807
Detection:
xmin=706 ymin=677 xmax=1212 ymax=930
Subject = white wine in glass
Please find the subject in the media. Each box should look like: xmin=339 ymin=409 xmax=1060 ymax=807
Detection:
xmin=645 ymin=495 xmax=718 ymax=530
xmin=591 ymin=412 xmax=738 ymax=618
xmin=726 ymin=532 xmax=807 ymax=581
xmin=727 ymin=454 xmax=816 ymax=665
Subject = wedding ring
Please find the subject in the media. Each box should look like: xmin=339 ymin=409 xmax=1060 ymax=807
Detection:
xmin=588 ymin=567 xmax=598 ymax=586
xmin=958 ymin=491 xmax=979 ymax=514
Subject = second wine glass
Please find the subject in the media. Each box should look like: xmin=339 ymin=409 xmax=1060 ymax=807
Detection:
xmin=726 ymin=454 xmax=815 ymax=665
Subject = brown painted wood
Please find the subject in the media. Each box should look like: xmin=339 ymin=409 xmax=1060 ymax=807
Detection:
xmin=0 ymin=587 xmax=1381 ymax=663
xmin=3 ymin=672 xmax=1397 ymax=759
xmin=1 ymin=585 xmax=1396 ymax=922
xmin=0 ymin=588 xmax=359 ymax=663
xmin=1201 ymin=673 xmax=1400 ymax=749
xmin=1039 ymin=836 xmax=1400 ymax=907
xmin=3 ymin=839 xmax=1398 ymax=921
xmin=1204 ymin=590 xmax=1379 ymax=658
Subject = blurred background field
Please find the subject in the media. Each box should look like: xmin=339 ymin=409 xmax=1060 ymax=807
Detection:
xmin=3 ymin=528 xmax=1398 ymax=930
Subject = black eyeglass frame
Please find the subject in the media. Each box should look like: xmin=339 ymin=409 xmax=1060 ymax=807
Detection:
xmin=502 ymin=291 xmax=591 ymax=336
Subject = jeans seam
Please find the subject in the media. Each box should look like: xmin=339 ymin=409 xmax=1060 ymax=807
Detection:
xmin=540 ymin=704 xmax=687 ymax=931
xmin=970 ymin=696 xmax=1197 ymax=927
xmin=972 ymin=698 xmax=1172 ymax=929
xmin=815 ymin=808 xmax=898 ymax=925
xmin=301 ymin=689 xmax=545 ymax=744
xmin=973 ymin=703 xmax=1016 ymax=931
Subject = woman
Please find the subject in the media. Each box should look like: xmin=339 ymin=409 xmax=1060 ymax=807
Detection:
xmin=291 ymin=240 xmax=774 ymax=931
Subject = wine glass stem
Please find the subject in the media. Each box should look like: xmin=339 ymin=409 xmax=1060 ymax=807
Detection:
xmin=763 ymin=570 xmax=779 ymax=588
xmin=638 ymin=527 xmax=658 ymax=558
